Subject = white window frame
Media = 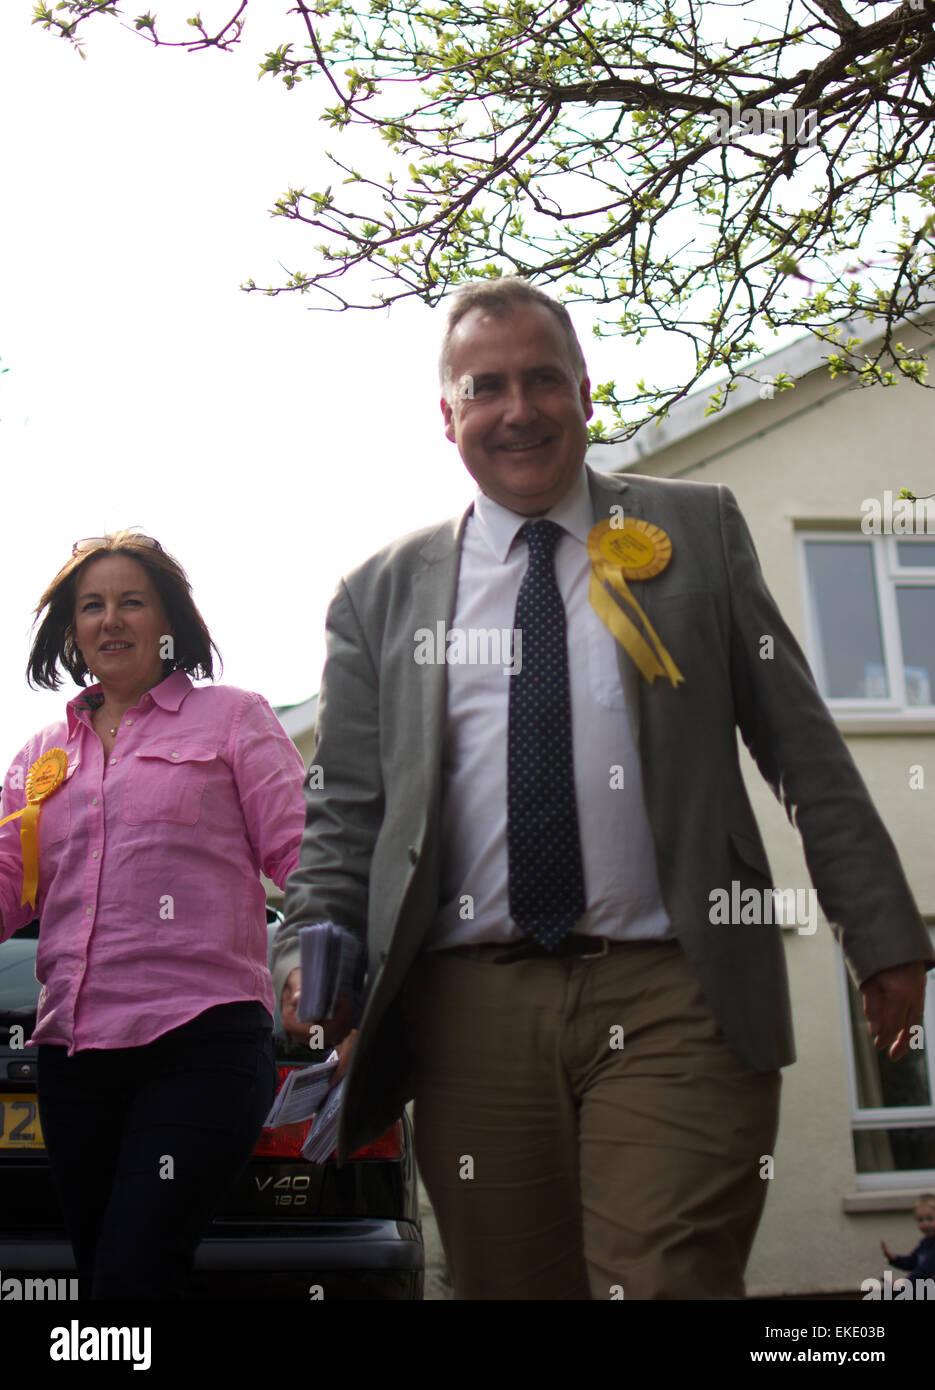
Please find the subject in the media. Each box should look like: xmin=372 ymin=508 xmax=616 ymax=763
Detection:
xmin=797 ymin=532 xmax=935 ymax=719
xmin=837 ymin=931 xmax=935 ymax=1192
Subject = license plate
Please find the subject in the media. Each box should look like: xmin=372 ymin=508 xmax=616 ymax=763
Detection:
xmin=0 ymin=1093 xmax=45 ymax=1150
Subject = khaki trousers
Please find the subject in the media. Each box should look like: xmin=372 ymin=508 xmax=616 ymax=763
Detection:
xmin=399 ymin=939 xmax=780 ymax=1300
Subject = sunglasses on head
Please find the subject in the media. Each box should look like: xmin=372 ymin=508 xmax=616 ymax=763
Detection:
xmin=72 ymin=536 xmax=163 ymax=557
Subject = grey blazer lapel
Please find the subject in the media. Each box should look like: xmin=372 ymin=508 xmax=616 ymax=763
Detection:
xmin=586 ymin=467 xmax=643 ymax=745
xmin=409 ymin=507 xmax=471 ymax=815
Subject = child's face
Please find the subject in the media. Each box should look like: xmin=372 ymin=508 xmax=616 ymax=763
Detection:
xmin=915 ymin=1205 xmax=935 ymax=1237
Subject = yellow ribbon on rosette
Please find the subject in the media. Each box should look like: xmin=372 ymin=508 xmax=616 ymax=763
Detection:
xmin=587 ymin=518 xmax=684 ymax=687
xmin=0 ymin=748 xmax=69 ymax=906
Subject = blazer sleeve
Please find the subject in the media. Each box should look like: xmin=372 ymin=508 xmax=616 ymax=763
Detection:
xmin=718 ymin=484 xmax=933 ymax=984
xmin=271 ymin=579 xmax=382 ymax=1009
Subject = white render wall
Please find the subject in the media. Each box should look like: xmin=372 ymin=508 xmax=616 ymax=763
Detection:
xmin=591 ymin=346 xmax=934 ymax=1295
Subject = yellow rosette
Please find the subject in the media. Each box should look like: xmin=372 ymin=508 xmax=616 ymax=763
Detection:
xmin=587 ymin=518 xmax=684 ymax=687
xmin=0 ymin=748 xmax=69 ymax=907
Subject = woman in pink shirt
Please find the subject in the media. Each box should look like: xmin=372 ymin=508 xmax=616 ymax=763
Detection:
xmin=0 ymin=531 xmax=306 ymax=1298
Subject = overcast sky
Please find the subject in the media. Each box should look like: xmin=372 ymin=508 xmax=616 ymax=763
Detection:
xmin=7 ymin=2 xmax=877 ymax=776
xmin=2 ymin=3 xmax=694 ymax=771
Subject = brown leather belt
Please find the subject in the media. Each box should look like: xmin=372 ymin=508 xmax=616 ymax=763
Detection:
xmin=446 ymin=935 xmax=613 ymax=964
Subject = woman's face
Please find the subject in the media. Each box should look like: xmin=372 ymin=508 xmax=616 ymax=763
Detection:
xmin=73 ymin=553 xmax=172 ymax=700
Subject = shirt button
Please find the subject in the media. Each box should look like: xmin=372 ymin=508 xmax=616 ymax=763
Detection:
xmin=92 ymin=850 xmax=99 ymax=859
xmin=170 ymin=752 xmax=179 ymax=759
xmin=92 ymin=797 xmax=99 ymax=806
xmin=85 ymin=907 xmax=92 ymax=915
xmin=125 ymin=719 xmax=133 ymax=726
xmin=110 ymin=758 xmax=117 ymax=765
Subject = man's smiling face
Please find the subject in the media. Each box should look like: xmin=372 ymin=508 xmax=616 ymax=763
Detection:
xmin=440 ymin=303 xmax=593 ymax=515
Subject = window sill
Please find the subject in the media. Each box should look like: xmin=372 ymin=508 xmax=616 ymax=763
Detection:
xmin=843 ymin=1190 xmax=934 ymax=1213
xmin=832 ymin=715 xmax=935 ymax=735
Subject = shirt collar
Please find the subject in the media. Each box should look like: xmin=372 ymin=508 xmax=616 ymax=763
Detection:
xmin=472 ymin=467 xmax=594 ymax=562
xmin=66 ymin=669 xmax=194 ymax=736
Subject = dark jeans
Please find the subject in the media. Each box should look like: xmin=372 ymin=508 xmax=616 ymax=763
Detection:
xmin=38 ymin=1000 xmax=277 ymax=1300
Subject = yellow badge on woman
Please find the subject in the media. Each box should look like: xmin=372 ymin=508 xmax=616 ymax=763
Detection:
xmin=587 ymin=518 xmax=684 ymax=687
xmin=0 ymin=748 xmax=69 ymax=907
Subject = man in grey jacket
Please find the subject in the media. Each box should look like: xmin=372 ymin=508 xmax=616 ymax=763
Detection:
xmin=274 ymin=277 xmax=930 ymax=1299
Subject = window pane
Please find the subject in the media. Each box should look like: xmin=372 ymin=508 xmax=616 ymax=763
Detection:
xmin=896 ymin=587 xmax=935 ymax=706
xmin=805 ymin=541 xmax=888 ymax=698
xmin=847 ymin=974 xmax=931 ymax=1110
xmin=897 ymin=541 xmax=935 ymax=568
xmin=853 ymin=1127 xmax=935 ymax=1174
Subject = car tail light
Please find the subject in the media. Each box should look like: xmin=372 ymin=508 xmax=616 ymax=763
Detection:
xmin=253 ymin=1069 xmax=404 ymax=1161
xmin=253 ymin=1066 xmax=313 ymax=1158
xmin=347 ymin=1121 xmax=404 ymax=1161
xmin=253 ymin=1118 xmax=313 ymax=1159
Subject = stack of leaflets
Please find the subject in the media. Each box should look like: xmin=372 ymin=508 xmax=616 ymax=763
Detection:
xmin=298 ymin=920 xmax=362 ymax=1021
xmin=301 ymin=1078 xmax=345 ymax=1164
xmin=263 ymin=1051 xmax=339 ymax=1128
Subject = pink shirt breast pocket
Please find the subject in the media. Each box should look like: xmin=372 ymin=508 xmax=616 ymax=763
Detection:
xmin=122 ymin=742 xmax=216 ymax=825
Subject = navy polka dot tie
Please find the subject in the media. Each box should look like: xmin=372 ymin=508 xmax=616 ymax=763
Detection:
xmin=507 ymin=520 xmax=586 ymax=950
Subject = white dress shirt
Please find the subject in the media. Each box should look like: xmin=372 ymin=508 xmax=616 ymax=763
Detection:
xmin=427 ymin=467 xmax=672 ymax=948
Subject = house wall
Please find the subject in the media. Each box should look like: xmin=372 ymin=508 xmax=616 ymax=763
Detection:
xmin=590 ymin=364 xmax=934 ymax=1295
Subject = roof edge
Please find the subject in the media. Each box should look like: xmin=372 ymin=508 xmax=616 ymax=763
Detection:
xmin=589 ymin=296 xmax=935 ymax=471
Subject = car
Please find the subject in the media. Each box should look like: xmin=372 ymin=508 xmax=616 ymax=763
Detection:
xmin=0 ymin=909 xmax=424 ymax=1300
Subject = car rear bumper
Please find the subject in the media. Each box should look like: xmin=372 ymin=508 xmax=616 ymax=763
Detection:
xmin=0 ymin=1238 xmax=75 ymax=1274
xmin=0 ymin=1220 xmax=425 ymax=1300
xmin=196 ymin=1218 xmax=424 ymax=1271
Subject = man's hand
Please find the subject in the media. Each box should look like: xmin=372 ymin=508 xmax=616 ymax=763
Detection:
xmin=280 ymin=968 xmax=354 ymax=1051
xmin=860 ymin=961 xmax=927 ymax=1061
xmin=331 ymin=1028 xmax=358 ymax=1085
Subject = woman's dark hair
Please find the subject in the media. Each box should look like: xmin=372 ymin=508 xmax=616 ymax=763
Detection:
xmin=27 ymin=531 xmax=221 ymax=690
